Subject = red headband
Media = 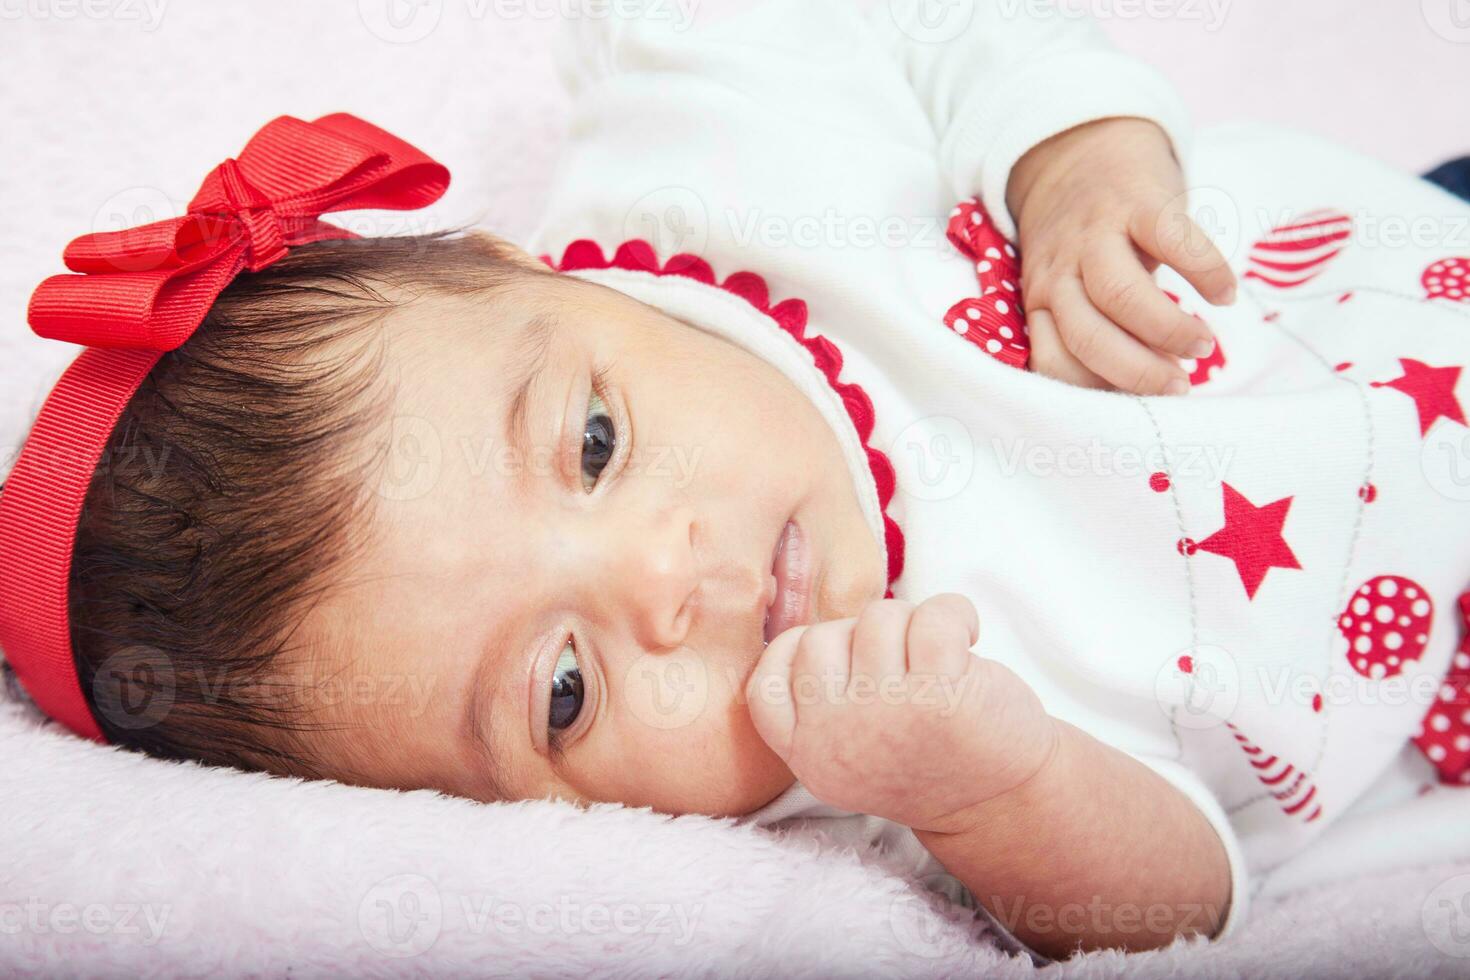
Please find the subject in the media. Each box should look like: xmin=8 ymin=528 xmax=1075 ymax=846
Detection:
xmin=0 ymin=114 xmax=450 ymax=741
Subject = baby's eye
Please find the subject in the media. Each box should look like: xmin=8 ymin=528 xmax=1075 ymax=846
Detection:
xmin=548 ymin=640 xmax=584 ymax=736
xmin=580 ymin=391 xmax=615 ymax=492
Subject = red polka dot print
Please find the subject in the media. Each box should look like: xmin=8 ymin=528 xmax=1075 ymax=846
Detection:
xmin=1423 ymin=257 xmax=1470 ymax=303
xmin=944 ymin=199 xmax=1029 ymax=369
xmin=1337 ymin=576 xmax=1433 ymax=680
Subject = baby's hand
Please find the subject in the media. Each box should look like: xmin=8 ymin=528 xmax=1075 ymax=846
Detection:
xmin=745 ymin=595 xmax=1056 ymax=834
xmin=1006 ymin=117 xmax=1237 ymax=396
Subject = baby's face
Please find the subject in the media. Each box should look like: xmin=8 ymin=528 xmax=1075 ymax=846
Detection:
xmin=298 ymin=267 xmax=886 ymax=816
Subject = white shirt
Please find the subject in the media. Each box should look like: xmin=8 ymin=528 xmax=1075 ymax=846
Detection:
xmin=527 ymin=0 xmax=1470 ymax=950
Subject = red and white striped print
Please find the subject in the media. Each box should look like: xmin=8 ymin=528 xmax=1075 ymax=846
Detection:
xmin=1228 ymin=723 xmax=1323 ymax=823
xmin=1244 ymin=209 xmax=1353 ymax=290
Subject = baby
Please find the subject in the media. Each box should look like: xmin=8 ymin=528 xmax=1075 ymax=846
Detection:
xmin=4 ymin=0 xmax=1470 ymax=963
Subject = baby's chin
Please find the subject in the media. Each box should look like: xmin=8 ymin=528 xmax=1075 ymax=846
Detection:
xmin=731 ymin=666 xmax=805 ymax=814
xmin=735 ymin=771 xmax=799 ymax=817
xmin=659 ymin=699 xmax=796 ymax=819
xmin=683 ymin=756 xmax=796 ymax=820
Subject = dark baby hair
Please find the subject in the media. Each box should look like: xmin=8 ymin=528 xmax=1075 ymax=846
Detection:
xmin=46 ymin=232 xmax=553 ymax=775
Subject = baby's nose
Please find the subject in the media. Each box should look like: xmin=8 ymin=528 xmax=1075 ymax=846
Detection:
xmin=610 ymin=504 xmax=697 ymax=650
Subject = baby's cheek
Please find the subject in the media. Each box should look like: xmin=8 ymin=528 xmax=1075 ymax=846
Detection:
xmin=594 ymin=652 xmax=793 ymax=817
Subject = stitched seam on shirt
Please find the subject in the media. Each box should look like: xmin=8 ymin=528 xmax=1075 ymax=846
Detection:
xmin=1247 ymin=285 xmax=1470 ymax=323
xmin=1132 ymin=394 xmax=1195 ymax=764
xmin=1217 ymin=286 xmax=1375 ymax=888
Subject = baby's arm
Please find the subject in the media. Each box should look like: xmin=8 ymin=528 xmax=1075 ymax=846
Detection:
xmin=871 ymin=0 xmax=1237 ymax=394
xmin=543 ymin=0 xmax=1231 ymax=393
xmin=914 ymin=718 xmax=1231 ymax=956
xmin=746 ymin=595 xmax=1232 ymax=959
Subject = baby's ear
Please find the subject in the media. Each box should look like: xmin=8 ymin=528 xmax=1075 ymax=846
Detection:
xmin=461 ymin=230 xmax=549 ymax=274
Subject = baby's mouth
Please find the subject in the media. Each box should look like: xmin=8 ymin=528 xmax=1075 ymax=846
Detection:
xmin=762 ymin=520 xmax=812 ymax=645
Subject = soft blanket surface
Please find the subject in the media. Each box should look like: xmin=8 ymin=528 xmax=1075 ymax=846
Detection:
xmin=3 ymin=4 xmax=1469 ymax=976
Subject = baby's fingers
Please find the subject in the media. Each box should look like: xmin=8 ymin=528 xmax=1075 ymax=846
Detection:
xmin=1026 ymin=308 xmax=1109 ymax=389
xmin=1081 ymin=239 xmax=1215 ymax=360
xmin=1132 ymin=198 xmax=1237 ymax=306
xmin=745 ymin=625 xmax=807 ymax=759
xmin=906 ymin=593 xmax=979 ymax=676
xmin=849 ymin=600 xmax=913 ymax=689
xmin=1053 ymin=279 xmax=1190 ymax=396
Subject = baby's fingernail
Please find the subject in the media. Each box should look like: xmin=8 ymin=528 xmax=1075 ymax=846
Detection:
xmin=1188 ymin=338 xmax=1216 ymax=359
xmin=1164 ymin=378 xmax=1191 ymax=397
xmin=1220 ymin=284 xmax=1238 ymax=305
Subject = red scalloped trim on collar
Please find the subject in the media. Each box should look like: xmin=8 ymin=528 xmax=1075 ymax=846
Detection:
xmin=544 ymin=239 xmax=904 ymax=593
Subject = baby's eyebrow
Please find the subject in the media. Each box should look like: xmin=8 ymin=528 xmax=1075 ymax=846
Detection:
xmin=503 ymin=313 xmax=556 ymax=461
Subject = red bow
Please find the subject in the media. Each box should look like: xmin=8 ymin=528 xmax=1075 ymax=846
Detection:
xmin=27 ymin=113 xmax=450 ymax=352
xmin=1412 ymin=590 xmax=1470 ymax=785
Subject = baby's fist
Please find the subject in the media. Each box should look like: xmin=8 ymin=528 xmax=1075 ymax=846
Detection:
xmin=745 ymin=595 xmax=1055 ymax=833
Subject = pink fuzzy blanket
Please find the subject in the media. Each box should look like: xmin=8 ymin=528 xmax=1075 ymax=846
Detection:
xmin=3 ymin=3 xmax=1468 ymax=975
xmin=3 ymin=691 xmax=1468 ymax=976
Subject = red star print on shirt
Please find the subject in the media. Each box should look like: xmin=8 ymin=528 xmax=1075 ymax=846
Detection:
xmin=1370 ymin=358 xmax=1465 ymax=436
xmin=1196 ymin=483 xmax=1302 ymax=599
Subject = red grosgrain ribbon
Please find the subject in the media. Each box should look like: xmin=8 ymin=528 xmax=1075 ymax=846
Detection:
xmin=0 ymin=114 xmax=449 ymax=740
